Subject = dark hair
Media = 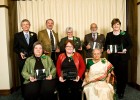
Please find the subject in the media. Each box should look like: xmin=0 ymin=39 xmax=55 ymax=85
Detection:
xmin=33 ymin=41 xmax=43 ymax=50
xmin=111 ymin=18 xmax=121 ymax=27
xmin=64 ymin=40 xmax=75 ymax=48
xmin=21 ymin=19 xmax=30 ymax=25
xmin=46 ymin=19 xmax=54 ymax=23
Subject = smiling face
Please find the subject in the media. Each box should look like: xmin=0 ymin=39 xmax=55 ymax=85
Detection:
xmin=67 ymin=31 xmax=73 ymax=38
xmin=92 ymin=49 xmax=101 ymax=61
xmin=112 ymin=22 xmax=121 ymax=31
xmin=34 ymin=44 xmax=43 ymax=57
xmin=65 ymin=42 xmax=74 ymax=54
xmin=46 ymin=19 xmax=54 ymax=30
xmin=21 ymin=21 xmax=30 ymax=32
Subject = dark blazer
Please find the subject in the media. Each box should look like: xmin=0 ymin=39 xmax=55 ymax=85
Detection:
xmin=104 ymin=31 xmax=132 ymax=61
xmin=59 ymin=36 xmax=81 ymax=53
xmin=84 ymin=33 xmax=105 ymax=58
xmin=13 ymin=31 xmax=37 ymax=59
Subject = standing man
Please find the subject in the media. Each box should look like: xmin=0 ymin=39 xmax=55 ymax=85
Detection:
xmin=83 ymin=23 xmax=105 ymax=58
xmin=38 ymin=19 xmax=60 ymax=65
xmin=13 ymin=19 xmax=37 ymax=84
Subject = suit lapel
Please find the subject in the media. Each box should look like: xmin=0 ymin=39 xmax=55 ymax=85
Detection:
xmin=45 ymin=30 xmax=51 ymax=43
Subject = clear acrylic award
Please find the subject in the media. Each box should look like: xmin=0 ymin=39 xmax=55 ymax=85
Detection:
xmin=35 ymin=69 xmax=46 ymax=80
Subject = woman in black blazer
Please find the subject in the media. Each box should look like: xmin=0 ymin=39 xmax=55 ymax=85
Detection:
xmin=104 ymin=18 xmax=132 ymax=99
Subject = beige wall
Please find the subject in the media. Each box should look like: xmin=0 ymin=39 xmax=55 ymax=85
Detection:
xmin=0 ymin=0 xmax=8 ymax=5
xmin=0 ymin=2 xmax=12 ymax=89
xmin=137 ymin=1 xmax=140 ymax=85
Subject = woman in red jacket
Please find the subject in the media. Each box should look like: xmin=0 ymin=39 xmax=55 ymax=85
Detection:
xmin=56 ymin=40 xmax=85 ymax=100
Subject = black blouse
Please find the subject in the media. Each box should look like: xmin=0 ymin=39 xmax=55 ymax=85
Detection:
xmin=34 ymin=56 xmax=44 ymax=70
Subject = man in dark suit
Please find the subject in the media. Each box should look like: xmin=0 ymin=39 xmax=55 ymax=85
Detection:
xmin=38 ymin=19 xmax=60 ymax=65
xmin=83 ymin=23 xmax=105 ymax=58
xmin=13 ymin=19 xmax=37 ymax=84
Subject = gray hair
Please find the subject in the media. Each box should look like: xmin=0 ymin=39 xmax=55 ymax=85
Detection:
xmin=66 ymin=27 xmax=73 ymax=33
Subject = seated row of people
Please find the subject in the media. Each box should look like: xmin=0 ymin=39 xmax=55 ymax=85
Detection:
xmin=21 ymin=40 xmax=115 ymax=100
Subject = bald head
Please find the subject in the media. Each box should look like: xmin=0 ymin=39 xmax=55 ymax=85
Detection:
xmin=90 ymin=23 xmax=98 ymax=32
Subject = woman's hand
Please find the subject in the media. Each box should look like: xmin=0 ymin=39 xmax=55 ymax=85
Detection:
xmin=59 ymin=76 xmax=65 ymax=82
xmin=85 ymin=72 xmax=89 ymax=82
xmin=30 ymin=76 xmax=37 ymax=82
xmin=73 ymin=76 xmax=80 ymax=82
xmin=46 ymin=75 xmax=52 ymax=80
xmin=107 ymin=49 xmax=111 ymax=54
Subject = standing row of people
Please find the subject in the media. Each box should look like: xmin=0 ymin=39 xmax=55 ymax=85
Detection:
xmin=13 ymin=18 xmax=132 ymax=100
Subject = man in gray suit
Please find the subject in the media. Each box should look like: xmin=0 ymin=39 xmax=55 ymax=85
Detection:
xmin=83 ymin=23 xmax=105 ymax=58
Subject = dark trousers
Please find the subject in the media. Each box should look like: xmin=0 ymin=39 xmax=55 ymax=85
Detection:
xmin=109 ymin=55 xmax=128 ymax=95
xmin=18 ymin=58 xmax=26 ymax=85
xmin=58 ymin=80 xmax=82 ymax=100
xmin=23 ymin=79 xmax=56 ymax=100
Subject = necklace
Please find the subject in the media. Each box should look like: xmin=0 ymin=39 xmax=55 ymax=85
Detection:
xmin=67 ymin=53 xmax=74 ymax=62
xmin=68 ymin=57 xmax=72 ymax=62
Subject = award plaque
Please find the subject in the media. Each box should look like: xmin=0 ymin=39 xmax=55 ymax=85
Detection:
xmin=62 ymin=69 xmax=77 ymax=80
xmin=107 ymin=44 xmax=123 ymax=53
xmin=35 ymin=69 xmax=46 ymax=80
xmin=89 ymin=41 xmax=102 ymax=49
xmin=107 ymin=45 xmax=117 ymax=53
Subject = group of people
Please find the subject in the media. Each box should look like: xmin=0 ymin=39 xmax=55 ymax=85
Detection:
xmin=13 ymin=18 xmax=132 ymax=100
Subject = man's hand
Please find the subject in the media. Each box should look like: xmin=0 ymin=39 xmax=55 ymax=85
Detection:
xmin=20 ymin=52 xmax=26 ymax=59
xmin=86 ymin=44 xmax=91 ymax=50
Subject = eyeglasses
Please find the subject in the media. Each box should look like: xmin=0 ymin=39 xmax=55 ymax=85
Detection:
xmin=66 ymin=46 xmax=73 ymax=48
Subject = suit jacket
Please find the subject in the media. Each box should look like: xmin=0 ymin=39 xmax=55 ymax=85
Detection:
xmin=38 ymin=29 xmax=59 ymax=56
xmin=13 ymin=31 xmax=37 ymax=59
xmin=84 ymin=33 xmax=105 ymax=58
xmin=59 ymin=36 xmax=81 ymax=53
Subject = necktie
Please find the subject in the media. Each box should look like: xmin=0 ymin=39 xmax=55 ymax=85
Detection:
xmin=50 ymin=31 xmax=55 ymax=50
xmin=92 ymin=33 xmax=95 ymax=41
xmin=25 ymin=33 xmax=29 ymax=44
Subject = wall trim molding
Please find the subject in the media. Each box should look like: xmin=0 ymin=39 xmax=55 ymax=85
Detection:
xmin=137 ymin=2 xmax=140 ymax=5
xmin=128 ymin=82 xmax=140 ymax=91
xmin=0 ymin=5 xmax=8 ymax=9
xmin=0 ymin=87 xmax=14 ymax=96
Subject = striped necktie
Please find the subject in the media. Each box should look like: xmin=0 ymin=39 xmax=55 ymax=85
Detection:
xmin=50 ymin=31 xmax=55 ymax=50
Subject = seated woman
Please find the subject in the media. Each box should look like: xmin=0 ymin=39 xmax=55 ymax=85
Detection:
xmin=56 ymin=40 xmax=85 ymax=100
xmin=21 ymin=41 xmax=56 ymax=100
xmin=82 ymin=48 xmax=114 ymax=100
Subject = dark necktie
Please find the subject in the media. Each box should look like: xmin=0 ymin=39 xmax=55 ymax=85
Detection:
xmin=50 ymin=31 xmax=55 ymax=50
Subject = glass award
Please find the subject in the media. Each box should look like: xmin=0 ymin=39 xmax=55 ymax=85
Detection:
xmin=107 ymin=45 xmax=118 ymax=53
xmin=89 ymin=41 xmax=102 ymax=49
xmin=35 ymin=69 xmax=46 ymax=80
xmin=62 ymin=68 xmax=77 ymax=80
xmin=117 ymin=44 xmax=123 ymax=52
